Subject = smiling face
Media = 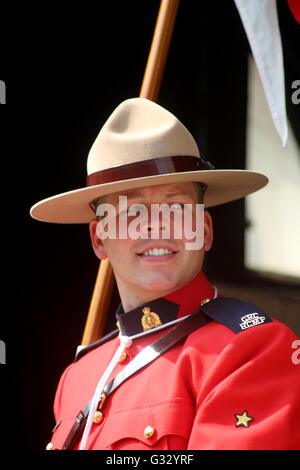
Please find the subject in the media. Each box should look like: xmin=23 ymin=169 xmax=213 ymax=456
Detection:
xmin=89 ymin=182 xmax=213 ymax=311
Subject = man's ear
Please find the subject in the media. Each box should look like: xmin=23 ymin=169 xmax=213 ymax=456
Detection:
xmin=89 ymin=219 xmax=108 ymax=260
xmin=203 ymin=210 xmax=213 ymax=252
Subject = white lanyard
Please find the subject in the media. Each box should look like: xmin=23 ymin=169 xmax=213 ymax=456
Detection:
xmin=79 ymin=286 xmax=218 ymax=450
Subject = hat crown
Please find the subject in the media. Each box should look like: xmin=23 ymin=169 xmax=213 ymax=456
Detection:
xmin=87 ymin=98 xmax=200 ymax=175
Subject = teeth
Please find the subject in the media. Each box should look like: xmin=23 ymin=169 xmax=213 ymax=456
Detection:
xmin=142 ymin=248 xmax=173 ymax=256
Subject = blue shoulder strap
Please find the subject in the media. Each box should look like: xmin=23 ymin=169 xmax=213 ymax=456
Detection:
xmin=200 ymin=297 xmax=272 ymax=334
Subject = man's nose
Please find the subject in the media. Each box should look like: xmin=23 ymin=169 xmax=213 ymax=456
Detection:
xmin=140 ymin=212 xmax=167 ymax=237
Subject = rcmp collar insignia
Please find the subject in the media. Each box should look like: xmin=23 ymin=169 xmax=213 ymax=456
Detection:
xmin=141 ymin=307 xmax=162 ymax=331
xmin=115 ymin=298 xmax=179 ymax=337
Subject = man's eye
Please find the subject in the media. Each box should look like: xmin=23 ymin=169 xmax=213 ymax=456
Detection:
xmin=128 ymin=204 xmax=147 ymax=214
xmin=170 ymin=203 xmax=184 ymax=209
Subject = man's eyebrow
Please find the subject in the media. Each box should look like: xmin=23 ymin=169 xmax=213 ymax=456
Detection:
xmin=129 ymin=190 xmax=194 ymax=198
xmin=108 ymin=192 xmax=144 ymax=205
xmin=110 ymin=189 xmax=195 ymax=203
xmin=125 ymin=192 xmax=145 ymax=199
xmin=164 ymin=191 xmax=194 ymax=198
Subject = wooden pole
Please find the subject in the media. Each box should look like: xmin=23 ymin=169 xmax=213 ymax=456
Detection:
xmin=81 ymin=259 xmax=114 ymax=345
xmin=140 ymin=0 xmax=180 ymax=101
xmin=81 ymin=0 xmax=180 ymax=346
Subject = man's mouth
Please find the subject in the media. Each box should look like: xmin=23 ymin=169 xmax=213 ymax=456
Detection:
xmin=139 ymin=248 xmax=175 ymax=257
xmin=137 ymin=247 xmax=178 ymax=260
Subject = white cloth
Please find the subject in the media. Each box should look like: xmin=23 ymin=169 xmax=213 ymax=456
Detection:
xmin=234 ymin=0 xmax=288 ymax=147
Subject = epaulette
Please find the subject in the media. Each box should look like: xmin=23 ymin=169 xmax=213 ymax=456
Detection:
xmin=74 ymin=329 xmax=119 ymax=362
xmin=201 ymin=297 xmax=272 ymax=334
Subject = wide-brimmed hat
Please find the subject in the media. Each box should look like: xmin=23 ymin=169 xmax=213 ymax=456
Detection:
xmin=30 ymin=98 xmax=268 ymax=223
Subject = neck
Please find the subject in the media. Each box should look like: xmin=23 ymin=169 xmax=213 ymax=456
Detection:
xmin=118 ymin=270 xmax=213 ymax=314
xmin=119 ymin=289 xmax=170 ymax=313
xmin=115 ymin=271 xmax=216 ymax=338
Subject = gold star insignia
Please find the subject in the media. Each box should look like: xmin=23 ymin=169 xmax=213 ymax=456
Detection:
xmin=235 ymin=410 xmax=254 ymax=427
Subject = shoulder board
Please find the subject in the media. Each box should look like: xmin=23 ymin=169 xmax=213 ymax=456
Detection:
xmin=200 ymin=297 xmax=272 ymax=334
xmin=74 ymin=329 xmax=119 ymax=362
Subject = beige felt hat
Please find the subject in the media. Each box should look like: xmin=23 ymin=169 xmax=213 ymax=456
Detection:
xmin=30 ymin=97 xmax=268 ymax=223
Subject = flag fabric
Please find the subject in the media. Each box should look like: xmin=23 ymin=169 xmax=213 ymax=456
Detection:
xmin=234 ymin=0 xmax=288 ymax=147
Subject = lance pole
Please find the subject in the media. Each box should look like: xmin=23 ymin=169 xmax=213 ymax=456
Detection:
xmin=81 ymin=0 xmax=180 ymax=346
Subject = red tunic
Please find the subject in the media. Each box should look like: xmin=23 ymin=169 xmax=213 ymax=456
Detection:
xmin=49 ymin=272 xmax=300 ymax=450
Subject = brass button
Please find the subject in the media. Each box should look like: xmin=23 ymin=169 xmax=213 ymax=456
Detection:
xmin=200 ymin=298 xmax=210 ymax=306
xmin=98 ymin=391 xmax=106 ymax=410
xmin=46 ymin=442 xmax=54 ymax=450
xmin=144 ymin=425 xmax=155 ymax=439
xmin=118 ymin=352 xmax=127 ymax=363
xmin=93 ymin=411 xmax=103 ymax=424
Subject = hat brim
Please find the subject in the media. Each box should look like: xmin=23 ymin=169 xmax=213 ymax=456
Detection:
xmin=30 ymin=169 xmax=268 ymax=223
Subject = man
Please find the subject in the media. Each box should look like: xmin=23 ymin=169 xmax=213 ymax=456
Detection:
xmin=30 ymin=98 xmax=300 ymax=450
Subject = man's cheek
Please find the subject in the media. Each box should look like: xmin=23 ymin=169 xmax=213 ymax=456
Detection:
xmin=183 ymin=205 xmax=204 ymax=250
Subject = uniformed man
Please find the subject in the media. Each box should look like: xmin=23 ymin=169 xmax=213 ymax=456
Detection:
xmin=30 ymin=98 xmax=300 ymax=450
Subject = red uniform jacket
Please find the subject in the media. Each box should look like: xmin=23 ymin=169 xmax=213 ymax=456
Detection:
xmin=49 ymin=272 xmax=300 ymax=450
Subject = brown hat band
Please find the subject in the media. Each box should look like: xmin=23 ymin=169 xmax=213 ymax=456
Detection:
xmin=86 ymin=155 xmax=214 ymax=187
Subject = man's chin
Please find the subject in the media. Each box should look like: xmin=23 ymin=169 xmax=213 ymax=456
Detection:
xmin=138 ymin=274 xmax=183 ymax=298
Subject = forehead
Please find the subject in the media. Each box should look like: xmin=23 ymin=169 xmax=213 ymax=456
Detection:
xmin=107 ymin=182 xmax=198 ymax=203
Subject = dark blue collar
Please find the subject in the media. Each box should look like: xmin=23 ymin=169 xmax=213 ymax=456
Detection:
xmin=115 ymin=297 xmax=180 ymax=337
xmin=115 ymin=271 xmax=215 ymax=337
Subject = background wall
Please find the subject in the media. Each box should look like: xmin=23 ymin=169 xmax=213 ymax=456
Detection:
xmin=1 ymin=0 xmax=299 ymax=451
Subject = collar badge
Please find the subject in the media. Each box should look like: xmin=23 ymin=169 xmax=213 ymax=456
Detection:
xmin=141 ymin=307 xmax=162 ymax=331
